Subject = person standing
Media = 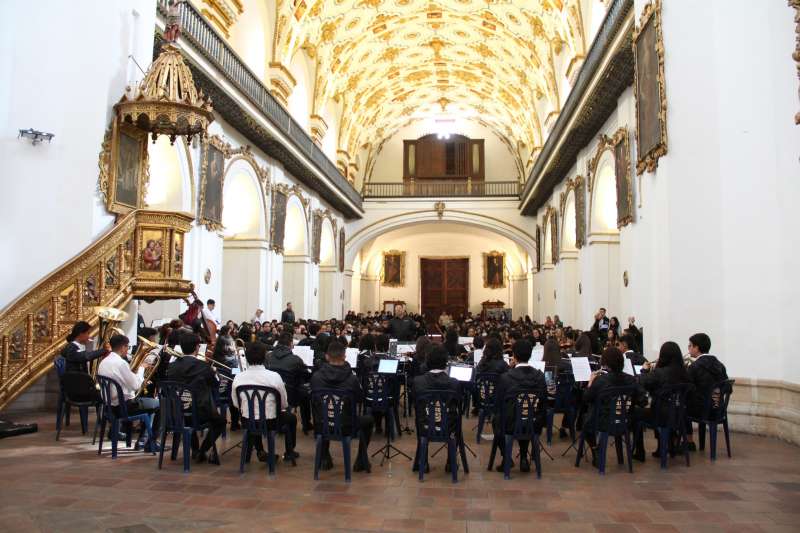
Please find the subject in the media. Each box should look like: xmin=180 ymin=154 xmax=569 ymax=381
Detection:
xmin=388 ymin=304 xmax=415 ymax=341
xmin=281 ymin=303 xmax=296 ymax=324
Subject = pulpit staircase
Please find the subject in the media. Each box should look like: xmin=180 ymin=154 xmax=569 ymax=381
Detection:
xmin=0 ymin=210 xmax=194 ymax=411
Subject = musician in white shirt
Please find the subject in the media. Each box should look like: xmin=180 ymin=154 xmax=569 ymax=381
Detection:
xmin=97 ymin=334 xmax=159 ymax=415
xmin=231 ymin=342 xmax=298 ymax=463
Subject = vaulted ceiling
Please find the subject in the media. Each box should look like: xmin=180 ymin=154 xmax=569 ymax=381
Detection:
xmin=273 ymin=0 xmax=587 ymax=177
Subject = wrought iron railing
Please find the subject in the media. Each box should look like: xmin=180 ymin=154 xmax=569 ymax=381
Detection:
xmin=363 ymin=180 xmax=520 ymax=198
xmin=0 ymin=210 xmax=194 ymax=410
xmin=155 ymin=0 xmax=360 ymax=206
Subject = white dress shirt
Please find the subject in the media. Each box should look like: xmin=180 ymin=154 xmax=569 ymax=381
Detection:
xmin=231 ymin=365 xmax=288 ymax=420
xmin=98 ymin=352 xmax=144 ymax=406
xmin=202 ymin=307 xmax=221 ymax=327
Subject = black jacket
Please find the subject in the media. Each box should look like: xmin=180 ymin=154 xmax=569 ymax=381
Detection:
xmin=60 ymin=342 xmax=107 ymax=374
xmin=639 ymin=364 xmax=690 ymax=422
xmin=280 ymin=309 xmax=295 ymax=323
xmin=444 ymin=342 xmax=468 ymax=361
xmin=266 ymin=344 xmax=309 ymax=390
xmin=310 ymin=362 xmax=362 ymax=435
xmin=583 ymin=370 xmax=645 ymax=432
xmin=476 ymin=358 xmax=509 ymax=376
xmin=413 ymin=371 xmax=461 ymax=434
xmin=624 ymin=351 xmax=647 ymax=366
xmin=687 ymin=355 xmax=728 ymax=412
xmin=165 ymin=355 xmax=218 ymax=419
xmin=388 ymin=316 xmax=415 ymax=341
xmin=494 ymin=365 xmax=548 ymax=432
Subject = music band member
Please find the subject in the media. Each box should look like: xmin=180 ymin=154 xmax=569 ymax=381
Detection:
xmin=61 ymin=321 xmax=109 ymax=374
xmin=166 ymin=333 xmax=226 ymax=464
xmin=231 ymin=342 xmax=298 ymax=463
xmin=97 ymin=334 xmax=159 ymax=416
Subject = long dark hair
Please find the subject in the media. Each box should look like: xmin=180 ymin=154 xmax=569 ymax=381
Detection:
xmin=574 ymin=333 xmax=593 ymax=356
xmin=66 ymin=321 xmax=91 ymax=343
xmin=657 ymin=341 xmax=689 ymax=378
xmin=481 ymin=337 xmax=504 ymax=362
xmin=542 ymin=338 xmax=562 ymax=365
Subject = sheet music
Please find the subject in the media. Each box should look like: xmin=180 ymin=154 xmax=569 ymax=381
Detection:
xmin=472 ymin=349 xmax=483 ymax=365
xmin=623 ymin=358 xmax=635 ymax=376
xmin=198 ymin=344 xmax=207 ymax=356
xmin=292 ymin=346 xmax=314 ymax=367
xmin=532 ymin=361 xmax=545 ymax=372
xmin=531 ymin=345 xmax=544 ymax=361
xmin=571 ymin=357 xmax=592 ymax=382
xmin=396 ymin=344 xmax=415 ymax=355
xmin=449 ymin=365 xmax=473 ymax=382
xmin=458 ymin=337 xmax=474 ymax=346
xmin=634 ymin=365 xmax=643 ymax=375
xmin=345 ymin=348 xmax=358 ymax=368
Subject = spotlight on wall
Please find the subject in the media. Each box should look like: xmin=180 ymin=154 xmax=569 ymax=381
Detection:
xmin=18 ymin=128 xmax=55 ymax=145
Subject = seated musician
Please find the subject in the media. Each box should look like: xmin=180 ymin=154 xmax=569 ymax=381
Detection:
xmin=61 ymin=321 xmax=109 ymax=374
xmin=231 ymin=342 xmax=297 ymax=462
xmin=97 ymin=334 xmax=159 ymax=417
xmin=475 ymin=337 xmax=509 ymax=375
xmin=572 ymin=332 xmax=594 ymax=358
xmin=542 ymin=338 xmax=570 ymax=373
xmin=412 ymin=345 xmax=461 ymax=472
xmin=443 ymin=327 xmax=468 ymax=361
xmin=267 ymin=331 xmax=312 ymax=434
xmin=637 ymin=341 xmax=690 ymax=457
xmin=213 ymin=325 xmax=241 ymax=431
xmin=684 ymin=333 xmax=728 ymax=450
xmin=166 ymin=333 xmax=226 ymax=465
xmin=355 ymin=334 xmax=377 ymax=378
xmin=491 ymin=340 xmax=547 ymax=473
xmin=582 ymin=347 xmax=646 ymax=464
xmin=618 ymin=334 xmax=646 ymax=365
xmin=310 ymin=341 xmax=374 ymax=473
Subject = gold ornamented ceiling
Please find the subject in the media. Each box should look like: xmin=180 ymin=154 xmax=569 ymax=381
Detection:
xmin=274 ymin=0 xmax=586 ymax=175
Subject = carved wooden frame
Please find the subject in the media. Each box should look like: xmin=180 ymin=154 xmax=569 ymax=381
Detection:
xmin=198 ymin=135 xmax=233 ymax=231
xmin=633 ymin=0 xmax=668 ymax=174
xmin=381 ymin=250 xmax=406 ymax=288
xmin=482 ymin=250 xmax=507 ymax=289
xmin=99 ymin=120 xmax=150 ymax=215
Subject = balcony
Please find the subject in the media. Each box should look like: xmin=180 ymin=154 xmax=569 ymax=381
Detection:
xmin=363 ymin=180 xmax=520 ymax=199
xmin=155 ymin=0 xmax=362 ymax=219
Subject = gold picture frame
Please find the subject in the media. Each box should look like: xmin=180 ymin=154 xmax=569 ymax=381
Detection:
xmin=483 ymin=251 xmax=506 ymax=289
xmin=138 ymin=228 xmax=166 ymax=276
xmin=633 ymin=0 xmax=668 ymax=174
xmin=198 ymin=135 xmax=232 ymax=231
xmin=382 ymin=250 xmax=405 ymax=288
xmin=100 ymin=120 xmax=150 ymax=215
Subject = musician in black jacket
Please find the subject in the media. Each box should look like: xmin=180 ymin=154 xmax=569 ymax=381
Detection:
xmin=618 ymin=334 xmax=646 ymax=365
xmin=491 ymin=340 xmax=547 ymax=473
xmin=61 ymin=321 xmax=109 ymax=374
xmin=582 ymin=347 xmax=646 ymax=463
xmin=267 ymin=331 xmax=312 ymax=433
xmin=310 ymin=341 xmax=373 ymax=473
xmin=684 ymin=333 xmax=728 ymax=449
xmin=475 ymin=337 xmax=509 ymax=375
xmin=165 ymin=333 xmax=225 ymax=464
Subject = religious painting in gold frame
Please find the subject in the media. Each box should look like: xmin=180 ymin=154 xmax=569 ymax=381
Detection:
xmin=104 ymin=120 xmax=149 ymax=215
xmin=633 ymin=0 xmax=668 ymax=174
xmin=588 ymin=128 xmax=634 ymax=229
xmin=171 ymin=231 xmax=184 ymax=277
xmin=483 ymin=251 xmax=506 ymax=289
xmin=139 ymin=228 xmax=166 ymax=276
xmin=382 ymin=250 xmax=405 ymax=288
xmin=198 ymin=135 xmax=230 ymax=231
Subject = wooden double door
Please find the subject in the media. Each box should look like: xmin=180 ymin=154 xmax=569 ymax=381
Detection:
xmin=420 ymin=258 xmax=469 ymax=322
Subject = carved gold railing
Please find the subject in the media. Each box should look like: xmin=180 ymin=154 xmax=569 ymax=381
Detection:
xmin=0 ymin=210 xmax=194 ymax=410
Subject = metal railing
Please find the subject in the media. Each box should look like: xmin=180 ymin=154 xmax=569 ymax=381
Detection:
xmin=363 ymin=180 xmax=520 ymax=198
xmin=155 ymin=0 xmax=360 ymax=207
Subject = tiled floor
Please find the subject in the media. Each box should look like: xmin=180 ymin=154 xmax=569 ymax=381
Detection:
xmin=1 ymin=411 xmax=799 ymax=533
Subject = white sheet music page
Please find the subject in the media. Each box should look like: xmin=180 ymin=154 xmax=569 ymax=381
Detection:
xmin=292 ymin=346 xmax=314 ymax=367
xmin=571 ymin=357 xmax=592 ymax=382
xmin=345 ymin=348 xmax=359 ymax=367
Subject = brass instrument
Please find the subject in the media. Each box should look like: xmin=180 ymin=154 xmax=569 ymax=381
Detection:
xmin=137 ymin=335 xmax=234 ymax=382
xmin=92 ymin=306 xmax=129 ymax=381
xmin=684 ymin=353 xmax=694 ymax=367
xmin=131 ymin=337 xmax=162 ymax=396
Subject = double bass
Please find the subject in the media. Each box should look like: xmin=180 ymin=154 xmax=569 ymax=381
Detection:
xmin=182 ymin=284 xmax=217 ymax=349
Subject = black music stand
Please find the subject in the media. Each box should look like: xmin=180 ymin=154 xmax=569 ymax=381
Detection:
xmin=369 ymin=361 xmax=412 ymax=467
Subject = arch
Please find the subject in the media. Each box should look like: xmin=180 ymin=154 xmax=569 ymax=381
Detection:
xmin=221 ymin=158 xmax=267 ymax=240
xmin=227 ymin=0 xmax=273 ymax=81
xmin=345 ymin=209 xmax=537 ymax=273
xmin=542 ymin=210 xmax=553 ymax=265
xmin=561 ymin=189 xmax=577 ymax=251
xmin=319 ymin=217 xmax=336 ymax=267
xmin=146 ymin=136 xmax=193 ymax=213
xmin=284 ymin=194 xmax=309 ymax=255
xmin=288 ymin=47 xmax=313 ymax=132
xmin=590 ymin=150 xmax=619 ymax=234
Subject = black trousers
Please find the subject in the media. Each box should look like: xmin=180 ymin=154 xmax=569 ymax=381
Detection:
xmin=189 ymin=411 xmax=226 ymax=454
xmin=491 ymin=416 xmax=537 ymax=457
xmin=242 ymin=412 xmax=297 ymax=453
xmin=321 ymin=415 xmax=374 ymax=466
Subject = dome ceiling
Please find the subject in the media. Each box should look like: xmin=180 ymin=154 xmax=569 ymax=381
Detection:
xmin=274 ymin=0 xmax=587 ymax=177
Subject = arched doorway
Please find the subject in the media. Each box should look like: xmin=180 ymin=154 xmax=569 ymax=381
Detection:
xmin=318 ymin=217 xmax=339 ymax=319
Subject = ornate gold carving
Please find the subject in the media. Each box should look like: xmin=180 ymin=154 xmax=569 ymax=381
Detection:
xmin=792 ymin=0 xmax=800 ymax=124
xmin=434 ymin=201 xmax=446 ymax=219
xmin=98 ymin=121 xmax=151 ymax=216
xmin=587 ymin=127 xmax=634 ymax=229
xmin=381 ymin=250 xmax=405 ymax=288
xmin=115 ymin=42 xmax=214 ymax=144
xmin=483 ymin=250 xmax=507 ymax=289
xmin=198 ymin=135 xmax=234 ymax=232
xmin=0 ymin=209 xmax=194 ymax=410
xmin=574 ymin=175 xmax=586 ymax=248
xmin=633 ymin=0 xmax=668 ymax=174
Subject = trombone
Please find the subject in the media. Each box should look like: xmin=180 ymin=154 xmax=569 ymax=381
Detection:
xmin=137 ymin=335 xmax=234 ymax=382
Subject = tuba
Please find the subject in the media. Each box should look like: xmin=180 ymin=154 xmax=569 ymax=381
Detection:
xmin=92 ymin=306 xmax=129 ymax=381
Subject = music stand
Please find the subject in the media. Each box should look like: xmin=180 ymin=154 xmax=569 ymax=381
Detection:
xmin=370 ymin=360 xmax=412 ymax=467
xmin=432 ymin=366 xmax=477 ymax=459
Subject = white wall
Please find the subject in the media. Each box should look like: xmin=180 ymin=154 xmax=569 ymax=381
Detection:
xmin=369 ymin=121 xmax=521 ymax=184
xmin=0 ymin=0 xmax=157 ymax=309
